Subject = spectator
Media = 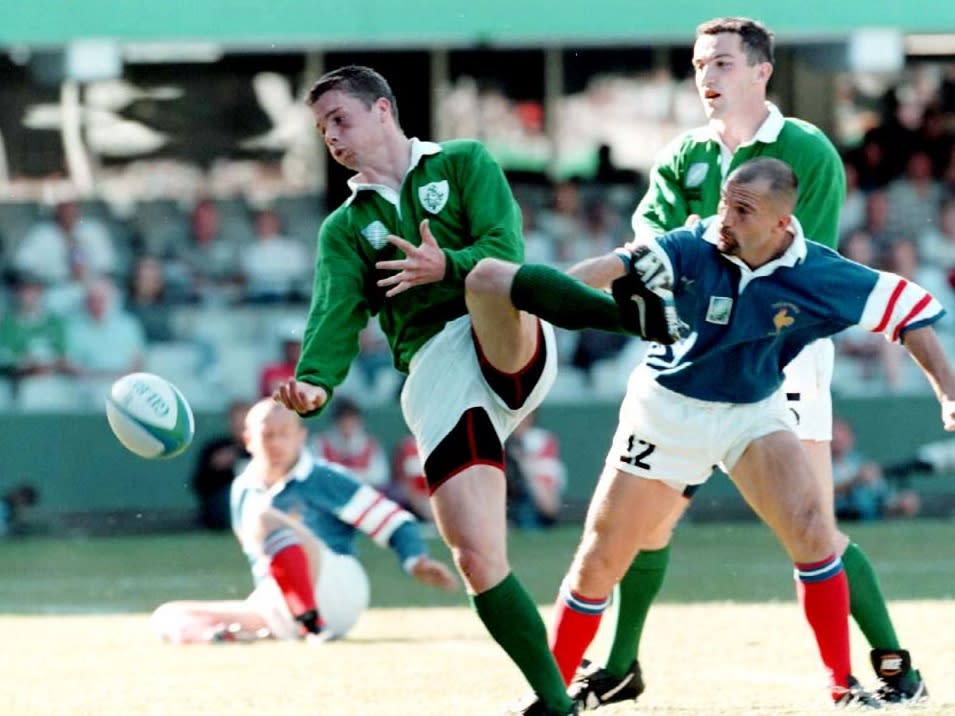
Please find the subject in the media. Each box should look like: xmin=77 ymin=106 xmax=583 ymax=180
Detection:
xmin=0 ymin=484 xmax=39 ymax=538
xmin=832 ymin=417 xmax=920 ymax=521
xmin=593 ymin=143 xmax=642 ymax=187
xmin=884 ymin=149 xmax=945 ymax=242
xmin=538 ymin=179 xmax=587 ymax=266
xmin=560 ymin=198 xmax=626 ymax=267
xmin=570 ymin=329 xmax=631 ymax=387
xmin=504 ymin=411 xmax=566 ymax=529
xmin=124 ymin=255 xmax=174 ymax=342
xmin=167 ymin=198 xmax=241 ymax=305
xmin=354 ymin=317 xmax=395 ymax=395
xmin=845 ymin=128 xmax=895 ymax=192
xmin=918 ymin=196 xmax=955 ymax=280
xmin=311 ymin=398 xmax=389 ymax=490
xmin=258 ymin=325 xmax=302 ymax=398
xmin=0 ymin=271 xmax=68 ymax=381
xmin=880 ymin=238 xmax=954 ymax=392
xmin=12 ymin=199 xmax=117 ymax=286
xmin=190 ymin=399 xmax=251 ymax=531
xmin=915 ymin=104 xmax=953 ymax=179
xmin=389 ymin=434 xmax=433 ymax=522
xmin=882 ymin=237 xmax=952 ymax=315
xmin=64 ymin=277 xmax=146 ymax=388
xmin=240 ymin=208 xmax=311 ymax=303
xmin=520 ymin=204 xmax=558 ymax=266
xmin=838 ymin=159 xmax=866 ymax=239
xmin=832 ymin=231 xmax=893 ymax=393
xmin=861 ymin=189 xmax=902 ymax=250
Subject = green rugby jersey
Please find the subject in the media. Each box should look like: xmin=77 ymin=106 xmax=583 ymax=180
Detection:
xmin=296 ymin=138 xmax=523 ymax=401
xmin=634 ymin=104 xmax=845 ymax=249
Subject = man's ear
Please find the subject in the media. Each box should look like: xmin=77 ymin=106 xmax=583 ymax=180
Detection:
xmin=376 ymin=97 xmax=392 ymax=122
xmin=757 ymin=61 xmax=773 ymax=86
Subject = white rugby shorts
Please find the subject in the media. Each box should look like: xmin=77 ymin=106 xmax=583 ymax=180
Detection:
xmin=401 ymin=314 xmax=558 ymax=462
xmin=246 ymin=542 xmax=370 ymax=639
xmin=607 ymin=365 xmax=796 ymax=489
xmin=779 ymin=338 xmax=834 ymax=442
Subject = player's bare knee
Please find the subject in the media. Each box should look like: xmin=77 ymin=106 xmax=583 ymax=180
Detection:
xmin=790 ymin=504 xmax=837 ymax=559
xmin=569 ymin=532 xmax=625 ymax=594
xmin=569 ymin=554 xmax=619 ymax=598
xmin=465 ymin=258 xmax=515 ymax=298
xmin=451 ymin=543 xmax=506 ymax=591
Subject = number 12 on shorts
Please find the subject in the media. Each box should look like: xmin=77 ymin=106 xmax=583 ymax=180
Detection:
xmin=620 ymin=434 xmax=656 ymax=470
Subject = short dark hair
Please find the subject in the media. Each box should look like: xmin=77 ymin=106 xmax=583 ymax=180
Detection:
xmin=305 ymin=65 xmax=400 ymax=124
xmin=728 ymin=157 xmax=799 ymax=209
xmin=697 ymin=17 xmax=774 ymax=65
xmin=332 ymin=397 xmax=362 ymax=421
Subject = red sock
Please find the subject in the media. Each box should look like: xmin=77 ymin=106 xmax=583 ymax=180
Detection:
xmin=794 ymin=554 xmax=850 ymax=699
xmin=550 ymin=587 xmax=609 ymax=684
xmin=269 ymin=543 xmax=318 ymax=619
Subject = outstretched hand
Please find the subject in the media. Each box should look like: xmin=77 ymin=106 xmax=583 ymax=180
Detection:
xmin=272 ymin=379 xmax=328 ymax=415
xmin=376 ymin=219 xmax=447 ymax=297
xmin=411 ymin=556 xmax=459 ymax=592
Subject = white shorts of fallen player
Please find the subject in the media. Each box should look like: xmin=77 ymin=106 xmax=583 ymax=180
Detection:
xmin=247 ymin=541 xmax=370 ymax=639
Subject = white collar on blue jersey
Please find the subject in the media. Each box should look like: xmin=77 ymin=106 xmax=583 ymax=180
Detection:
xmin=701 ymin=214 xmax=807 ymax=289
xmin=243 ymin=449 xmax=316 ymax=496
xmin=286 ymin=449 xmax=316 ymax=482
xmin=344 ymin=138 xmax=443 ymax=205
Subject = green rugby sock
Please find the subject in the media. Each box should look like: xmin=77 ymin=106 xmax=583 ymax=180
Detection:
xmin=605 ymin=545 xmax=671 ymax=676
xmin=842 ymin=542 xmax=901 ymax=650
xmin=471 ymin=573 xmax=573 ymax=713
xmin=510 ymin=263 xmax=628 ymax=334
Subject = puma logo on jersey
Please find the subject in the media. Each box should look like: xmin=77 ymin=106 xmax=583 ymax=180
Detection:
xmin=418 ymin=180 xmax=449 ymax=214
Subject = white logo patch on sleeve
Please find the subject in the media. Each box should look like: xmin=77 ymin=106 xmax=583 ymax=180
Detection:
xmin=418 ymin=180 xmax=449 ymax=214
xmin=706 ymin=296 xmax=733 ymax=324
xmin=361 ymin=220 xmax=390 ymax=250
xmin=685 ymin=163 xmax=710 ymax=188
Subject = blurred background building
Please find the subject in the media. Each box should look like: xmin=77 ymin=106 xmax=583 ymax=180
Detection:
xmin=1 ymin=0 xmax=954 ymax=527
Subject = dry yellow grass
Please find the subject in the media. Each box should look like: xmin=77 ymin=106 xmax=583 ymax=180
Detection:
xmin=0 ymin=601 xmax=951 ymax=715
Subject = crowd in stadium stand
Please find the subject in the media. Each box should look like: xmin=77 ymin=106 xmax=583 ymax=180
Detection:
xmin=0 ymin=77 xmax=954 ymax=413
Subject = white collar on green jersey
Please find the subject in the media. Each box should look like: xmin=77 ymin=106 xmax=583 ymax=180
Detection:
xmin=701 ymin=213 xmax=808 ymax=291
xmin=344 ymin=138 xmax=443 ymax=206
xmin=749 ymin=102 xmax=785 ymax=145
xmin=695 ymin=102 xmax=785 ymax=147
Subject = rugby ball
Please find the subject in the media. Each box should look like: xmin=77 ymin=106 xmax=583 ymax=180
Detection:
xmin=105 ymin=372 xmax=195 ymax=459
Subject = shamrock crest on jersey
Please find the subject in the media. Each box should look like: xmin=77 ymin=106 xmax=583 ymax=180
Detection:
xmin=418 ymin=180 xmax=449 ymax=214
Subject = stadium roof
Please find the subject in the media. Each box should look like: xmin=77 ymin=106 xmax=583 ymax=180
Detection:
xmin=2 ymin=0 xmax=954 ymax=49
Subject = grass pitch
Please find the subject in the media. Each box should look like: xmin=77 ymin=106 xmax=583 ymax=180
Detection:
xmin=0 ymin=521 xmax=952 ymax=715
